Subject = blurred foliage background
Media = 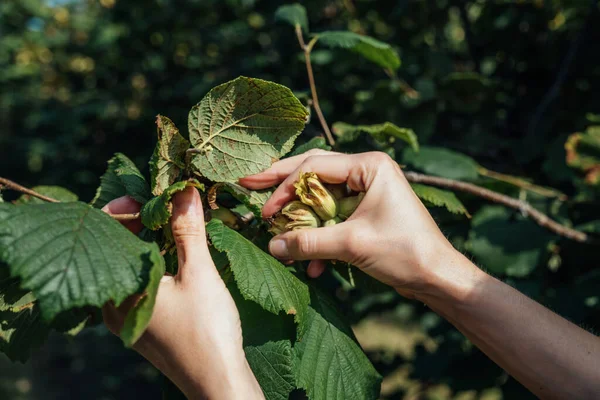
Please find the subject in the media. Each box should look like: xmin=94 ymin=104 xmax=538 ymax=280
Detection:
xmin=1 ymin=0 xmax=599 ymax=399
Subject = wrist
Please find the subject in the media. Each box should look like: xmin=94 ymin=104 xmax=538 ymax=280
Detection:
xmin=412 ymin=244 xmax=486 ymax=309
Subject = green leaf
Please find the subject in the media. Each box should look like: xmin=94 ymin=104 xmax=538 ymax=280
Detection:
xmin=231 ymin=283 xmax=296 ymax=400
xmin=332 ymin=122 xmax=418 ymax=151
xmin=206 ymin=219 xmax=309 ymax=329
xmin=220 ymin=183 xmax=272 ymax=219
xmin=188 ymin=76 xmax=308 ymax=183
xmin=410 ymin=183 xmax=469 ymax=216
xmin=274 ymin=3 xmax=308 ymax=34
xmin=0 ymin=202 xmax=162 ymax=323
xmin=466 ymin=206 xmax=553 ymax=277
xmin=293 ymin=286 xmax=382 ymax=400
xmin=121 ymin=248 xmax=165 ymax=347
xmin=246 ymin=340 xmax=296 ymax=400
xmin=290 ymin=137 xmax=332 ymax=157
xmin=149 ymin=115 xmax=191 ymax=196
xmin=15 ymin=186 xmax=78 ymax=204
xmin=402 ymin=146 xmax=480 ymax=181
xmin=91 ymin=153 xmax=151 ymax=208
xmin=0 ymin=293 xmax=50 ymax=363
xmin=316 ymin=31 xmax=400 ymax=71
xmin=141 ymin=180 xmax=203 ymax=230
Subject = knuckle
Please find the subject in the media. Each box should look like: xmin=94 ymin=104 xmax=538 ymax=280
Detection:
xmin=366 ymin=151 xmax=394 ymax=166
xmin=305 ymin=148 xmax=328 ymax=157
xmin=293 ymin=230 xmax=317 ymax=257
xmin=342 ymin=226 xmax=371 ymax=262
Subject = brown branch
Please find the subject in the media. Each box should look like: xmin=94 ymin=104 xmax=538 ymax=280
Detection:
xmin=1 ymin=176 xmax=140 ymax=222
xmin=108 ymin=213 xmax=141 ymax=221
xmin=404 ymin=171 xmax=594 ymax=244
xmin=0 ymin=177 xmax=59 ymax=203
xmin=295 ymin=26 xmax=336 ymax=147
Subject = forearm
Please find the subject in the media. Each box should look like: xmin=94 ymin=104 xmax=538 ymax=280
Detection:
xmin=415 ymin=250 xmax=600 ymax=400
xmin=136 ymin=334 xmax=264 ymax=400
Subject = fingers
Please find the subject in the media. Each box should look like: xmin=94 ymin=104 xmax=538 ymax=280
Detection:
xmin=262 ymin=152 xmax=389 ymax=218
xmin=239 ymin=149 xmax=336 ymax=189
xmin=170 ymin=186 xmax=213 ymax=281
xmin=269 ymin=223 xmax=354 ymax=262
xmin=102 ymin=196 xmax=144 ymax=234
xmin=307 ymin=259 xmax=326 ymax=278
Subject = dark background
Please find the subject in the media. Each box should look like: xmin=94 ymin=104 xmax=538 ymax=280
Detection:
xmin=1 ymin=0 xmax=599 ymax=399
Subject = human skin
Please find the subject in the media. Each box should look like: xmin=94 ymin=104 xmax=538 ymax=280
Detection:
xmin=240 ymin=149 xmax=600 ymax=400
xmin=103 ymin=149 xmax=600 ymax=400
xmin=102 ymin=188 xmax=264 ymax=400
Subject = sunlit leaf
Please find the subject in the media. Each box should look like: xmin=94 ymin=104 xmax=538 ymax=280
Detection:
xmin=316 ymin=31 xmax=400 ymax=71
xmin=333 ymin=122 xmax=418 ymax=151
xmin=91 ymin=153 xmax=151 ymax=208
xmin=188 ymin=76 xmax=308 ymax=183
xmin=275 ymin=3 xmax=308 ymax=33
xmin=149 ymin=115 xmax=190 ymax=196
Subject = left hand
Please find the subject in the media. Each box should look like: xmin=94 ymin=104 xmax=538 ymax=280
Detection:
xmin=102 ymin=187 xmax=263 ymax=399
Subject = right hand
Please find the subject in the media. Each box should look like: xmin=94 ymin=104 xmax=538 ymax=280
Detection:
xmin=239 ymin=150 xmax=466 ymax=299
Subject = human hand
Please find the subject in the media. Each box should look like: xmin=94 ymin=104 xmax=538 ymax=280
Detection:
xmin=102 ymin=188 xmax=263 ymax=399
xmin=240 ymin=150 xmax=472 ymax=300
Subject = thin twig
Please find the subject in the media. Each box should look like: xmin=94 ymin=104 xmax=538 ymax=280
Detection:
xmin=0 ymin=177 xmax=59 ymax=203
xmin=478 ymin=167 xmax=567 ymax=200
xmin=295 ymin=25 xmax=336 ymax=147
xmin=404 ymin=171 xmax=593 ymax=244
xmin=1 ymin=176 xmax=141 ymax=222
xmin=108 ymin=213 xmax=141 ymax=221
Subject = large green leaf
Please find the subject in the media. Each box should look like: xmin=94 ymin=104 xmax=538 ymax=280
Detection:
xmin=230 ymin=283 xmax=296 ymax=400
xmin=141 ymin=180 xmax=203 ymax=230
xmin=15 ymin=185 xmax=78 ymax=204
xmin=332 ymin=122 xmax=418 ymax=151
xmin=274 ymin=3 xmax=308 ymax=33
xmin=188 ymin=76 xmax=308 ymax=183
xmin=466 ymin=206 xmax=553 ymax=277
xmin=246 ymin=340 xmax=296 ymax=400
xmin=402 ymin=146 xmax=480 ymax=181
xmin=316 ymin=31 xmax=400 ymax=71
xmin=120 ymin=249 xmax=165 ymax=347
xmin=149 ymin=115 xmax=191 ymax=196
xmin=410 ymin=183 xmax=469 ymax=216
xmin=293 ymin=286 xmax=382 ymax=400
xmin=206 ymin=219 xmax=310 ymax=329
xmin=0 ymin=202 xmax=162 ymax=324
xmin=91 ymin=153 xmax=151 ymax=208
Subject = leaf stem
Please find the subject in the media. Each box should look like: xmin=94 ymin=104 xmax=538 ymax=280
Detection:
xmin=0 ymin=176 xmax=141 ymax=222
xmin=295 ymin=25 xmax=336 ymax=147
xmin=404 ymin=171 xmax=594 ymax=244
xmin=0 ymin=177 xmax=59 ymax=203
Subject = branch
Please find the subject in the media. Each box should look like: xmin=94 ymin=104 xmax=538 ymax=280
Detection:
xmin=0 ymin=176 xmax=141 ymax=222
xmin=0 ymin=177 xmax=59 ymax=203
xmin=295 ymin=26 xmax=336 ymax=147
xmin=404 ymin=171 xmax=594 ymax=244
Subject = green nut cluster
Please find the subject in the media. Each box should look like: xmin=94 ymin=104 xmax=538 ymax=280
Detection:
xmin=269 ymin=172 xmax=364 ymax=235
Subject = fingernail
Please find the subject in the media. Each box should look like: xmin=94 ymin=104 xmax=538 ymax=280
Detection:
xmin=172 ymin=187 xmax=198 ymax=216
xmin=269 ymin=239 xmax=290 ymax=259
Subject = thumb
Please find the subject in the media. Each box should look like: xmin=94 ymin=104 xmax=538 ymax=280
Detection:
xmin=170 ymin=186 xmax=211 ymax=280
xmin=269 ymin=224 xmax=354 ymax=262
